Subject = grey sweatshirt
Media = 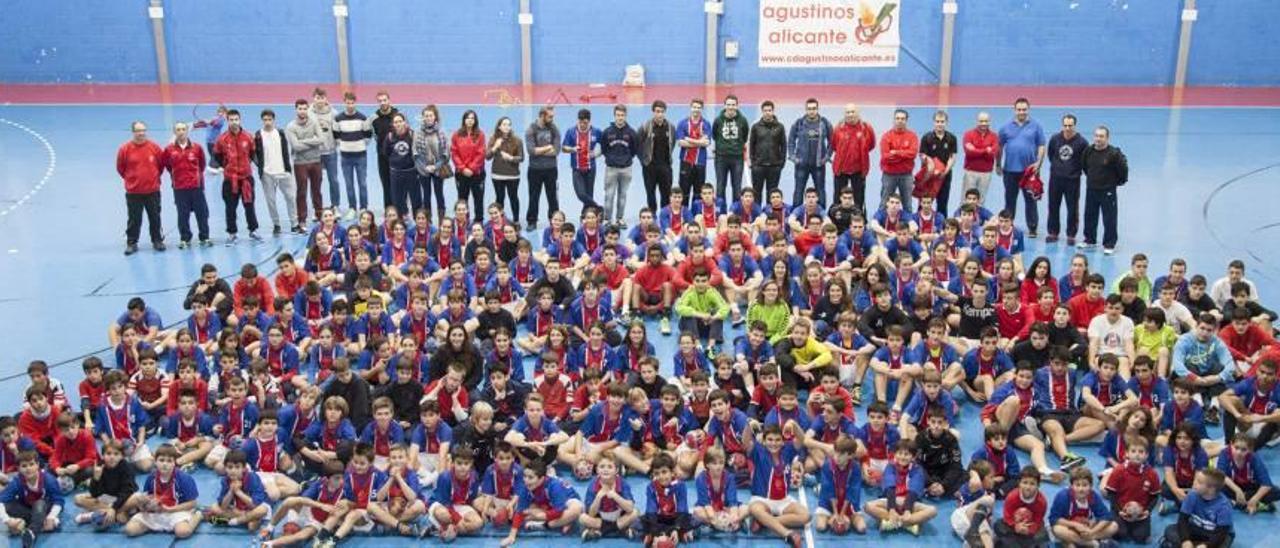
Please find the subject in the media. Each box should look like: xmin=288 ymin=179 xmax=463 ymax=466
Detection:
xmin=286 ymin=116 xmax=324 ymax=165
xmin=524 ymin=121 xmax=561 ymax=170
xmin=309 ymin=103 xmax=337 ymax=154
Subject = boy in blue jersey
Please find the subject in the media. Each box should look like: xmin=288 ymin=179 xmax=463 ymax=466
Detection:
xmin=692 ymin=446 xmax=746 ymax=533
xmin=579 ymin=453 xmax=638 ymax=541
xmin=640 ymin=453 xmax=691 ymax=546
xmin=1049 ymin=467 xmax=1119 ymax=547
xmin=499 ymin=461 xmax=583 ymax=546
xmin=815 ymin=436 xmax=867 ymax=535
xmin=744 ymin=423 xmax=808 ymax=547
xmin=428 ymin=447 xmax=480 ymax=541
xmin=260 ymin=460 xmax=346 ymax=548
xmin=331 ymin=443 xmax=389 ymax=542
xmin=866 ymin=439 xmax=937 ymax=535
xmin=122 ymin=444 xmax=200 ymax=539
xmin=0 ymin=451 xmax=61 ymax=546
xmin=163 ymin=389 xmax=215 ymax=470
xmin=1217 ymin=434 xmax=1278 ymax=513
xmin=951 ymin=459 xmax=996 ymax=547
xmin=203 ymin=449 xmax=270 ymax=530
xmin=1162 ymin=468 xmax=1235 ymax=548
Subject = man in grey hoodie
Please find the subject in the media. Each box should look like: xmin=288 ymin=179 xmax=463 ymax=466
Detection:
xmin=286 ymin=99 xmax=324 ymax=225
xmin=309 ymin=88 xmax=338 ymax=219
xmin=524 ymin=106 xmax=561 ymax=230
xmin=787 ymin=98 xmax=833 ymax=207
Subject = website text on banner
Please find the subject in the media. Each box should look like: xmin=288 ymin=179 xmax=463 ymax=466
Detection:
xmin=758 ymin=0 xmax=901 ymax=68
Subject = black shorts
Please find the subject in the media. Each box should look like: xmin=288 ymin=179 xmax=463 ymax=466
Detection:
xmin=1035 ymin=409 xmax=1082 ymax=433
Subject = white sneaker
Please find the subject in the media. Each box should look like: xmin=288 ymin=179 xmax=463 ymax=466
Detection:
xmin=345 ymin=208 xmax=356 ymax=221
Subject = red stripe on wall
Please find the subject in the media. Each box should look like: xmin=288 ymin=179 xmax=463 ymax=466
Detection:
xmin=1 ymin=83 xmax=1279 ymax=107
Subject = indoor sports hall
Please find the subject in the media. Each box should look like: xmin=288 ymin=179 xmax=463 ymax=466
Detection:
xmin=1 ymin=1 xmax=1278 ymax=547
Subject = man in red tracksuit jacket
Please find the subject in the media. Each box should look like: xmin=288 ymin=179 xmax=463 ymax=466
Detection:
xmin=116 ymin=121 xmax=165 ymax=255
xmin=830 ymin=104 xmax=876 ymax=211
xmin=162 ymin=121 xmax=211 ymax=248
xmin=879 ymin=109 xmax=920 ymax=211
xmin=213 ymin=109 xmax=260 ymax=244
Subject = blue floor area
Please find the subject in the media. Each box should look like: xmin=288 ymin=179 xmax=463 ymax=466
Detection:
xmin=0 ymin=102 xmax=1279 ymax=546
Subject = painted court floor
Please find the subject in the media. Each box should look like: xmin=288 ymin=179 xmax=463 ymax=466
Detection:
xmin=0 ymin=92 xmax=1278 ymax=546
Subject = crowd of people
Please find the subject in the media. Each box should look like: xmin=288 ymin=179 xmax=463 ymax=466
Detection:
xmin=35 ymin=92 xmax=1272 ymax=548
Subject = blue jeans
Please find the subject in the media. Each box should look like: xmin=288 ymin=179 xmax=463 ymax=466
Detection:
xmin=1003 ymin=170 xmax=1039 ymax=232
xmin=714 ymin=156 xmax=744 ymax=202
xmin=792 ymin=163 xmax=827 ymax=207
xmin=881 ymin=172 xmax=914 ymax=211
xmin=173 ymin=188 xmax=209 ymax=242
xmin=572 ymin=167 xmax=598 ymax=209
xmin=340 ymin=151 xmax=369 ymax=211
xmin=320 ymin=153 xmax=340 ymax=208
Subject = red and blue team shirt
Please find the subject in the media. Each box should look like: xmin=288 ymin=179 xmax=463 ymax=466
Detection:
xmin=481 ymin=462 xmax=523 ymax=500
xmin=749 ymin=443 xmax=799 ymax=500
xmin=342 ymin=469 xmax=388 ymax=509
xmin=706 ymin=409 xmax=751 ymax=455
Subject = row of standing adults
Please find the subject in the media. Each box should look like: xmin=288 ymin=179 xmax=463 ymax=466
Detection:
xmin=115 ymin=93 xmax=1127 ymax=255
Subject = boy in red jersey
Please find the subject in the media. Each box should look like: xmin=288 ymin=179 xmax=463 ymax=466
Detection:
xmin=994 ymin=468 xmax=1048 ymax=546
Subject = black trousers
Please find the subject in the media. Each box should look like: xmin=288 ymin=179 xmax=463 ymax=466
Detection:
xmin=833 ymin=172 xmax=868 ymax=212
xmin=678 ymin=163 xmax=706 ymax=207
xmin=526 ymin=167 xmax=560 ymax=225
xmin=752 ymin=165 xmax=783 ymax=202
xmin=1222 ymin=413 xmax=1279 ymax=446
xmin=1047 ymin=175 xmax=1081 ymax=238
xmin=125 ymin=191 xmax=163 ymax=245
xmin=1162 ymin=523 xmax=1234 ymax=548
xmin=643 ymin=162 xmax=673 ymax=212
xmin=993 ymin=520 xmax=1050 ymax=548
xmin=1083 ymin=187 xmax=1118 ymax=248
xmin=221 ymin=178 xmax=258 ymax=235
xmin=493 ymin=176 xmax=519 ymax=220
xmin=1114 ymin=517 xmax=1152 ymax=543
xmin=456 ymin=171 xmax=485 ymax=218
xmin=4 ymin=500 xmax=46 ymax=528
xmin=936 ymin=171 xmax=954 ymax=217
xmin=173 ymin=188 xmax=210 ymax=242
xmin=377 ymin=152 xmax=391 ymax=209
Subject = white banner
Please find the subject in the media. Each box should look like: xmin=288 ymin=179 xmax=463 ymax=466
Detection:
xmin=758 ymin=0 xmax=901 ymax=68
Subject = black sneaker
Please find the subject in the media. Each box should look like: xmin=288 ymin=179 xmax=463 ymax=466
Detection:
xmin=292 ymin=225 xmax=307 ymax=235
xmin=152 ymin=241 xmax=166 ymax=252
xmin=1205 ymin=406 xmax=1221 ymax=425
xmin=21 ymin=529 xmax=35 ymax=548
xmin=124 ymin=244 xmax=139 ymax=256
xmin=273 ymin=225 xmax=282 ymax=236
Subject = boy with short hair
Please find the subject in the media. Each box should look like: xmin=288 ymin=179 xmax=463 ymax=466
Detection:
xmin=499 ymin=461 xmax=584 ymax=546
xmin=94 ymin=370 xmax=153 ymax=472
xmin=950 ymin=459 xmax=996 ymax=548
xmin=640 ymin=453 xmax=692 ymax=545
xmin=1217 ymin=434 xmax=1278 ymax=514
xmin=78 ymin=358 xmax=107 ymax=427
xmin=260 ymin=460 xmax=346 ymax=548
xmin=51 ymin=411 xmax=98 ymax=492
xmin=744 ymin=423 xmax=810 ymax=546
xmin=206 ymin=375 xmax=259 ymax=471
xmin=1104 ymin=434 xmax=1160 ymax=542
xmin=1161 ymin=468 xmax=1234 ymax=548
xmin=865 ymin=439 xmax=937 ymax=536
xmin=123 ymin=444 xmax=201 ymax=539
xmin=72 ymin=440 xmax=136 ymax=529
xmin=856 ymin=402 xmax=901 ymax=486
xmin=17 ymin=389 xmax=60 ymax=461
xmin=918 ymin=405 xmax=966 ymax=500
xmin=243 ymin=408 xmax=300 ymax=500
xmin=476 ymin=442 xmax=522 ymax=529
xmin=204 ymin=449 xmax=270 ymax=530
xmin=815 ymin=436 xmax=867 ymax=535
xmin=330 ymin=443 xmax=389 ymax=543
xmin=0 ymin=450 xmax=62 ymax=546
xmin=994 ymin=468 xmax=1049 ymax=547
xmin=1049 ymin=467 xmax=1119 ymax=547
xmin=674 ymin=267 xmax=729 ymax=351
xmin=429 ymin=446 xmax=481 ymax=541
xmin=692 ymin=446 xmax=747 ymax=533
xmin=579 ymin=453 xmax=639 ymax=541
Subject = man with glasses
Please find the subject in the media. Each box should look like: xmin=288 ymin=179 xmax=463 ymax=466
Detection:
xmin=788 ymin=98 xmax=833 ymax=207
xmin=1046 ymin=114 xmax=1088 ymax=245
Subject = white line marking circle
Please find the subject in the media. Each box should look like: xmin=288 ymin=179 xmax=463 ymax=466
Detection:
xmin=0 ymin=118 xmax=56 ymax=218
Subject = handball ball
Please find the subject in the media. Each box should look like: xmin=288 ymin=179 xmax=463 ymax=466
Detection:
xmin=493 ymin=508 xmax=510 ymax=526
xmin=654 ymin=537 xmax=677 ymax=548
xmin=831 ymin=518 xmax=850 ymax=534
xmin=1014 ymin=508 xmax=1033 ymax=523
xmin=1125 ymin=502 xmax=1143 ymax=516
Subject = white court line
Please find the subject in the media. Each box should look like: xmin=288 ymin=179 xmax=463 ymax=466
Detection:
xmin=798 ymin=486 xmax=815 ymax=548
xmin=0 ymin=118 xmax=56 ymax=219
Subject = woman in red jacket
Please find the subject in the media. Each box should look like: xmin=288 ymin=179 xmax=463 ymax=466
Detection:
xmin=451 ymin=110 xmax=487 ymax=217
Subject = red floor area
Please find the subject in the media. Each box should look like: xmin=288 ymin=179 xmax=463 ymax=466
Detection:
xmin=2 ymin=83 xmax=1280 ymax=107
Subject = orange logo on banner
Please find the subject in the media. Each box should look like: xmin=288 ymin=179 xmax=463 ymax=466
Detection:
xmin=855 ymin=2 xmax=897 ymax=44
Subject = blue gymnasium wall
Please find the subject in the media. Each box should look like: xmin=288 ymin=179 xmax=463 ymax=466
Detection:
xmin=0 ymin=0 xmax=155 ymax=83
xmin=529 ymin=0 xmax=705 ymax=84
xmin=950 ymin=0 xmax=1179 ymax=85
xmin=164 ymin=0 xmax=338 ymax=83
xmin=1186 ymin=0 xmax=1280 ymax=86
xmin=0 ymin=0 xmax=1275 ymax=86
xmin=348 ymin=0 xmax=521 ymax=83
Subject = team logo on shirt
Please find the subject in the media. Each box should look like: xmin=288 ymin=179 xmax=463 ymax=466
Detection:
xmin=1057 ymin=144 xmax=1075 ymax=162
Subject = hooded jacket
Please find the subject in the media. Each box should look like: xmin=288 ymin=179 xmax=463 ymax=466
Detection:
xmin=788 ymin=115 xmax=833 ymax=167
xmin=748 ymin=117 xmax=787 ymax=167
